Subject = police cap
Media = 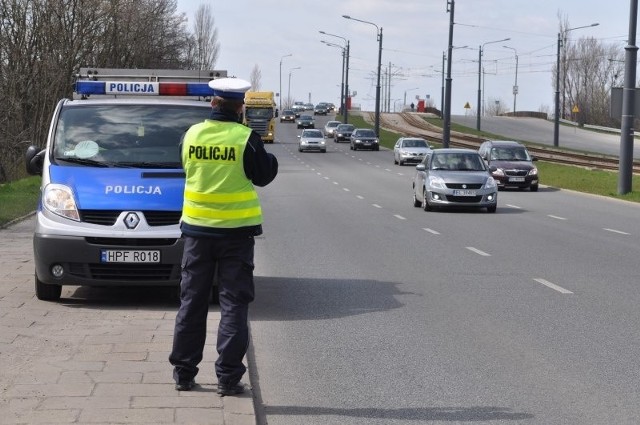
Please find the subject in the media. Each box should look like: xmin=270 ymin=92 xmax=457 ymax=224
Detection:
xmin=208 ymin=78 xmax=251 ymax=100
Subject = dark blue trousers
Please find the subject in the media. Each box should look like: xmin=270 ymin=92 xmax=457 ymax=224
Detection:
xmin=169 ymin=235 xmax=255 ymax=385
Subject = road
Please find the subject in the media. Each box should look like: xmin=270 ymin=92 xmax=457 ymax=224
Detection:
xmin=450 ymin=114 xmax=640 ymax=159
xmin=248 ymin=114 xmax=640 ymax=424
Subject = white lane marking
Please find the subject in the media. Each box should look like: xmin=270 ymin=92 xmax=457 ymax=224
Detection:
xmin=323 ymin=176 xmax=329 ymax=180
xmin=394 ymin=215 xmax=406 ymax=220
xmin=343 ymin=188 xmax=350 ymax=192
xmin=384 ymin=168 xmax=392 ymax=172
xmin=505 ymin=204 xmax=521 ymax=209
xmin=372 ymin=204 xmax=382 ymax=208
xmin=356 ymin=195 xmax=364 ymax=199
xmin=604 ymin=228 xmax=630 ymax=235
xmin=466 ymin=247 xmax=491 ymax=256
xmin=333 ymin=181 xmax=339 ymax=185
xmin=423 ymin=228 xmax=440 ymax=235
xmin=548 ymin=214 xmax=567 ymax=220
xmin=534 ymin=278 xmax=573 ymax=294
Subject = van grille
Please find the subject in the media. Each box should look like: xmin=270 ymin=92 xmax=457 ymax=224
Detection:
xmin=79 ymin=210 xmax=181 ymax=226
xmin=68 ymin=262 xmax=178 ymax=281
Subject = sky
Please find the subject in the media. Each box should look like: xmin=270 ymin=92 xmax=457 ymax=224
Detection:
xmin=175 ymin=0 xmax=629 ymax=116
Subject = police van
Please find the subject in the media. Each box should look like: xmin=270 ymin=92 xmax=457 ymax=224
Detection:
xmin=25 ymin=68 xmax=225 ymax=301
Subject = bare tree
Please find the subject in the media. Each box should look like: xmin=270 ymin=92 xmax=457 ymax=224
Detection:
xmin=485 ymin=97 xmax=508 ymax=116
xmin=192 ymin=3 xmax=219 ymax=70
xmin=250 ymin=64 xmax=262 ymax=91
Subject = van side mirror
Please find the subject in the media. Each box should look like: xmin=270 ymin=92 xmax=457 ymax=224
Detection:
xmin=25 ymin=145 xmax=45 ymax=176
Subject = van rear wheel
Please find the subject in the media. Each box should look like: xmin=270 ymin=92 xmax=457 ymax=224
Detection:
xmin=35 ymin=274 xmax=62 ymax=301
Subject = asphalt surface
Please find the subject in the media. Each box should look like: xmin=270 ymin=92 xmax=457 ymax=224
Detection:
xmin=0 ymin=216 xmax=256 ymax=425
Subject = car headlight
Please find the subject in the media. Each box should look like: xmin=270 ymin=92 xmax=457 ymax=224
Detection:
xmin=528 ymin=167 xmax=538 ymax=176
xmin=428 ymin=175 xmax=446 ymax=190
xmin=43 ymin=183 xmax=80 ymax=221
xmin=484 ymin=177 xmax=497 ymax=189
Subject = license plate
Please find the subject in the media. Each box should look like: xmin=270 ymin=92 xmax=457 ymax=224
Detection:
xmin=509 ymin=177 xmax=525 ymax=182
xmin=453 ymin=189 xmax=476 ymax=196
xmin=101 ymin=250 xmax=160 ymax=263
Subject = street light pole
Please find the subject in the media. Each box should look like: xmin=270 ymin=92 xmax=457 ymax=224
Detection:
xmin=503 ymin=45 xmax=518 ymax=114
xmin=343 ymin=15 xmax=383 ymax=137
xmin=320 ymin=31 xmax=350 ymax=123
xmin=477 ymin=38 xmax=510 ymax=131
xmin=288 ymin=67 xmax=301 ymax=103
xmin=279 ymin=54 xmax=292 ymax=111
xmin=553 ymin=23 xmax=599 ymax=147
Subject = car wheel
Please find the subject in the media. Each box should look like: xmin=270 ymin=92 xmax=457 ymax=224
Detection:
xmin=413 ymin=191 xmax=421 ymax=207
xmin=350 ymin=144 xmax=354 ymax=150
xmin=422 ymin=188 xmax=432 ymax=211
xmin=299 ymin=147 xmax=302 ymax=152
xmin=530 ymin=184 xmax=539 ymax=192
xmin=374 ymin=145 xmax=379 ymax=151
xmin=487 ymin=204 xmax=497 ymax=213
xmin=35 ymin=274 xmax=62 ymax=301
xmin=398 ymin=159 xmax=404 ymax=166
xmin=321 ymin=149 xmax=326 ymax=153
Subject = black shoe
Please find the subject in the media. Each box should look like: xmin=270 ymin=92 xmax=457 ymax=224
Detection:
xmin=217 ymin=382 xmax=245 ymax=396
xmin=175 ymin=379 xmax=195 ymax=391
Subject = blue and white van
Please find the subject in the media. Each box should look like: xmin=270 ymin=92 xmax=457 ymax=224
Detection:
xmin=25 ymin=68 xmax=223 ymax=301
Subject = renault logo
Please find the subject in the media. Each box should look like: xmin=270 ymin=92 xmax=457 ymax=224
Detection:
xmin=124 ymin=212 xmax=140 ymax=229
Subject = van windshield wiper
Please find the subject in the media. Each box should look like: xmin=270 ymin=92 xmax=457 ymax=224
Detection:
xmin=55 ymin=157 xmax=109 ymax=167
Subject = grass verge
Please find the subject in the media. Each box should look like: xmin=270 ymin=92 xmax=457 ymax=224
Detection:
xmin=0 ymin=176 xmax=41 ymax=227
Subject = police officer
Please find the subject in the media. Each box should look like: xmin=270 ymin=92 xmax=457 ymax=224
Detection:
xmin=169 ymin=78 xmax=278 ymax=396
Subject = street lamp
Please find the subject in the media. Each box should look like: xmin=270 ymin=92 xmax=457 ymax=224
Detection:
xmin=320 ymin=31 xmax=350 ymax=123
xmin=404 ymin=87 xmax=419 ymax=111
xmin=279 ymin=54 xmax=292 ymax=111
xmin=343 ymin=15 xmax=383 ymax=137
xmin=553 ymin=23 xmax=599 ymax=147
xmin=477 ymin=38 xmax=510 ymax=131
xmin=288 ymin=67 xmax=301 ymax=103
xmin=503 ymin=45 xmax=518 ymax=114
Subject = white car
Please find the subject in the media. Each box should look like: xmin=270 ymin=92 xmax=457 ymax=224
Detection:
xmin=298 ymin=129 xmax=326 ymax=152
xmin=323 ymin=120 xmax=341 ymax=138
xmin=393 ymin=137 xmax=432 ymax=166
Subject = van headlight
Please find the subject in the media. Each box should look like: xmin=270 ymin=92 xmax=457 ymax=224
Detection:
xmin=43 ymin=184 xmax=80 ymax=221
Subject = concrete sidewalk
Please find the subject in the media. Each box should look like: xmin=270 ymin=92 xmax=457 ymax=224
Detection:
xmin=0 ymin=216 xmax=256 ymax=424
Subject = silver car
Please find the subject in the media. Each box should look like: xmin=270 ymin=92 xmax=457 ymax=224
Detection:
xmin=412 ymin=148 xmax=498 ymax=213
xmin=394 ymin=137 xmax=431 ymax=165
xmin=298 ymin=128 xmax=326 ymax=152
xmin=324 ymin=120 xmax=341 ymax=138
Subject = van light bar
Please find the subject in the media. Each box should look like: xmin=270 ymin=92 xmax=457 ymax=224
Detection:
xmin=74 ymin=81 xmax=214 ymax=97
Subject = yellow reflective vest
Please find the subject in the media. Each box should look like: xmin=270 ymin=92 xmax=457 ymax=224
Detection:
xmin=181 ymin=120 xmax=263 ymax=229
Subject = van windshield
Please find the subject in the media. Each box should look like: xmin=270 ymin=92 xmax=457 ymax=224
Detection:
xmin=53 ymin=104 xmax=211 ymax=168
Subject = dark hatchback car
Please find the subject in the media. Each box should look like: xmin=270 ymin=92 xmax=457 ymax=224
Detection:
xmin=478 ymin=140 xmax=539 ymax=191
xmin=333 ymin=123 xmax=355 ymax=142
xmin=280 ymin=109 xmax=296 ymax=123
xmin=296 ymin=114 xmax=315 ymax=129
xmin=350 ymin=128 xmax=379 ymax=151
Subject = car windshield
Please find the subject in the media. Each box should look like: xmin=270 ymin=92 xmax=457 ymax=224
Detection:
xmin=299 ymin=115 xmax=313 ymax=120
xmin=53 ymin=104 xmax=210 ymax=168
xmin=403 ymin=139 xmax=428 ymax=148
xmin=245 ymin=108 xmax=273 ymax=119
xmin=327 ymin=122 xmax=340 ymax=128
xmin=284 ymin=110 xmax=294 ymax=115
xmin=356 ymin=129 xmax=376 ymax=137
xmin=338 ymin=125 xmax=354 ymax=131
xmin=490 ymin=146 xmax=530 ymax=161
xmin=431 ymin=153 xmax=485 ymax=171
xmin=303 ymin=130 xmax=323 ymax=138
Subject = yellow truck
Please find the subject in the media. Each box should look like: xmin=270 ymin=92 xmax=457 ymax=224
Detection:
xmin=243 ymin=91 xmax=277 ymax=143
